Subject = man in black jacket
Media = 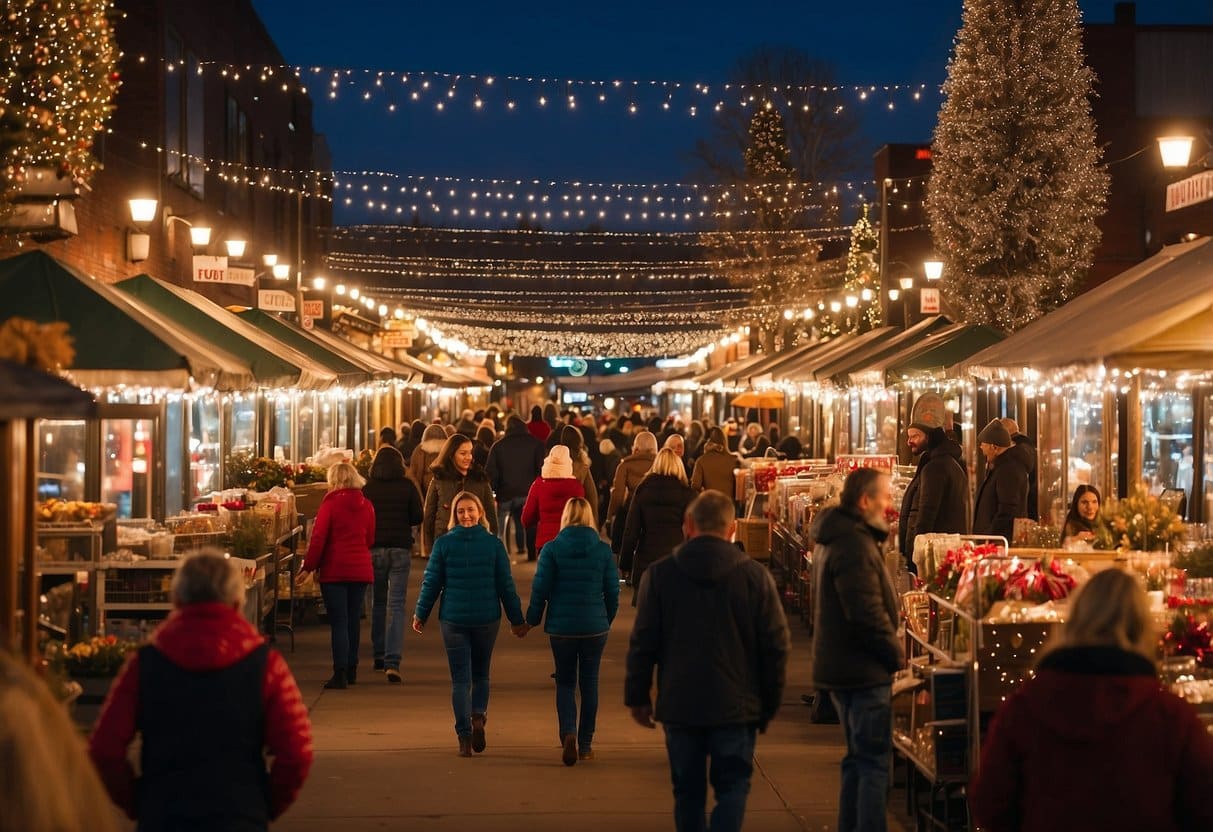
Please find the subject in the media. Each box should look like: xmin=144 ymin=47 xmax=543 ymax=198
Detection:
xmin=626 ymin=490 xmax=789 ymax=832
xmin=485 ymin=416 xmax=545 ymax=559
xmin=973 ymin=419 xmax=1029 ymax=541
xmin=811 ymin=468 xmax=904 ymax=832
xmin=899 ymin=424 xmax=970 ymax=571
xmin=1000 ymin=417 xmax=1039 ymax=521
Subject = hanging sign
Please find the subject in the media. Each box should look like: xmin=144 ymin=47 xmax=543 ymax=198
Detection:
xmin=301 ymin=300 xmax=325 ymax=319
xmin=1166 ymin=170 xmax=1213 ymax=212
xmin=920 ymin=287 xmax=941 ymax=314
xmin=227 ymin=266 xmax=256 ymax=287
xmin=192 ymin=255 xmax=230 ymax=284
xmin=258 ymin=289 xmax=296 ymax=312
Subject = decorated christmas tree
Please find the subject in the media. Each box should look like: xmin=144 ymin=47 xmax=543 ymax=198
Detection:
xmin=817 ymin=205 xmax=882 ymax=336
xmin=0 ymin=0 xmax=120 ymax=212
xmin=926 ymin=0 xmax=1107 ymax=331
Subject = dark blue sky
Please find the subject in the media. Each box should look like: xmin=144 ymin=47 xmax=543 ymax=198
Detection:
xmin=249 ymin=0 xmax=1213 ymax=225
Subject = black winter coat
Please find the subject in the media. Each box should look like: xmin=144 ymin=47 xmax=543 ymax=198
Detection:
xmin=810 ymin=506 xmax=904 ymax=690
xmin=485 ymin=424 xmax=545 ymax=502
xmin=618 ymin=474 xmax=695 ymax=584
xmin=973 ymin=451 xmax=1029 ymax=542
xmin=362 ymin=475 xmax=423 ymax=549
xmin=625 ymin=534 xmax=790 ymax=728
xmin=1005 ymin=434 xmax=1039 ymax=521
xmin=899 ymin=434 xmax=970 ymax=558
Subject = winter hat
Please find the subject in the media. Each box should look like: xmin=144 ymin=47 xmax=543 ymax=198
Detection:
xmin=542 ymin=445 xmax=575 ymax=479
xmin=907 ymin=421 xmax=934 ymax=434
xmin=977 ymin=419 xmax=1012 ymax=448
xmin=599 ymin=438 xmax=617 ymax=457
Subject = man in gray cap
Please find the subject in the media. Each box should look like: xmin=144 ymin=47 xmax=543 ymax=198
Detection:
xmin=899 ymin=420 xmax=969 ymax=572
xmin=972 ymin=419 xmax=1028 ymax=541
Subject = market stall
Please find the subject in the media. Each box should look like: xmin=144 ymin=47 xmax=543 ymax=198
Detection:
xmin=959 ymin=236 xmax=1213 ymax=524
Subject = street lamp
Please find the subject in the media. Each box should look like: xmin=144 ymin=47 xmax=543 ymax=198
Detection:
xmin=224 ymin=239 xmax=247 ymax=259
xmin=312 ymin=276 xmax=326 ymax=290
xmin=128 ymin=198 xmax=158 ymax=224
xmin=923 ymin=258 xmax=944 ymax=281
xmin=272 ymin=263 xmax=291 ymax=280
xmin=1157 ymin=136 xmax=1195 ymax=169
xmin=262 ymin=253 xmax=278 ymax=267
xmin=126 ymin=198 xmax=157 ymax=261
xmin=899 ymin=276 xmax=915 ymax=291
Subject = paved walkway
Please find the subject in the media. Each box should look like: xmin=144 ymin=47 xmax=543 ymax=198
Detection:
xmin=276 ymin=557 xmax=910 ymax=831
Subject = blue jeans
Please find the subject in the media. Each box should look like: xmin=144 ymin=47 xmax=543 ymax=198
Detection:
xmin=829 ymin=685 xmax=893 ymax=832
xmin=549 ymin=634 xmax=608 ymax=751
xmin=498 ymin=496 xmax=528 ymax=554
xmin=439 ymin=621 xmax=499 ymax=737
xmin=662 ymin=723 xmax=757 ymax=832
xmin=370 ymin=547 xmax=411 ymax=669
xmin=319 ymin=582 xmax=369 ymax=670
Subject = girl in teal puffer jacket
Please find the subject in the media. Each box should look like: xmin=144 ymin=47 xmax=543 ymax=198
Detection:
xmin=524 ymin=497 xmax=620 ymax=766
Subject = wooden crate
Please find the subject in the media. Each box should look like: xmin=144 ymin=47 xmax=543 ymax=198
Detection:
xmin=737 ymin=518 xmax=770 ymax=560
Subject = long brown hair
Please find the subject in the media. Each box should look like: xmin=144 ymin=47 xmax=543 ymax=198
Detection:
xmin=431 ymin=433 xmax=475 ymax=478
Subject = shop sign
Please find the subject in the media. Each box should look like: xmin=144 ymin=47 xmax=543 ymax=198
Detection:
xmin=258 ymin=289 xmax=296 ymax=312
xmin=382 ymin=330 xmax=412 ymax=349
xmin=301 ymin=300 xmax=325 ymax=319
xmin=227 ymin=266 xmax=256 ymax=287
xmin=920 ymin=287 xmax=941 ymax=314
xmin=192 ymin=255 xmax=230 ymax=284
xmin=1166 ymin=170 xmax=1213 ymax=212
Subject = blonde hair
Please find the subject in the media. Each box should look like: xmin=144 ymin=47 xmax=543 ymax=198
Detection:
xmin=647 ymin=448 xmax=689 ymax=484
xmin=1045 ymin=569 xmax=1156 ymax=663
xmin=632 ymin=430 xmax=658 ymax=455
xmin=447 ymin=491 xmax=491 ymax=530
xmin=0 ymin=652 xmax=121 ymax=832
xmin=327 ymin=460 xmax=366 ymax=490
xmin=560 ymin=497 xmax=596 ymax=530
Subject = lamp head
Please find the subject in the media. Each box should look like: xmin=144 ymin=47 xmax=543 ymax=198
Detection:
xmin=923 ymin=259 xmax=944 ymax=281
xmin=272 ymin=263 xmax=291 ymax=280
xmin=224 ymin=239 xmax=246 ymax=259
xmin=1158 ymin=136 xmax=1195 ymax=169
xmin=128 ymin=198 xmax=158 ymax=225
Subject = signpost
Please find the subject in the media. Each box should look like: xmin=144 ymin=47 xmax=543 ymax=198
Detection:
xmin=300 ymin=299 xmax=324 ymax=329
xmin=920 ymin=287 xmax=941 ymax=314
xmin=1166 ymin=170 xmax=1213 ymax=212
xmin=258 ymin=289 xmax=296 ymax=313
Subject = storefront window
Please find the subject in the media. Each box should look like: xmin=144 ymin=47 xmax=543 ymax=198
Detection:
xmin=863 ymin=392 xmax=899 ymax=455
xmin=190 ymin=398 xmax=220 ymax=500
xmin=1036 ymin=397 xmax=1066 ymax=525
xmin=1067 ymin=390 xmax=1105 ymax=501
xmin=272 ymin=398 xmax=294 ymax=461
xmin=37 ymin=420 xmax=88 ymax=500
xmin=165 ymin=402 xmax=184 ymax=516
xmin=1142 ymin=391 xmax=1194 ymax=497
xmin=102 ymin=418 xmax=155 ymax=519
xmin=298 ymin=394 xmax=316 ymax=462
xmin=225 ymin=396 xmax=257 ymax=456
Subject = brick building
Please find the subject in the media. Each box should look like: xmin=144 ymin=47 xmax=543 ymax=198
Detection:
xmin=0 ymin=0 xmax=331 ymax=307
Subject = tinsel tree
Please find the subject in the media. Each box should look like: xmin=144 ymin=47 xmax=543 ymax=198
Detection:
xmin=0 ymin=0 xmax=120 ymax=215
xmin=926 ymin=0 xmax=1108 ymax=331
xmin=819 ymin=204 xmax=882 ymax=336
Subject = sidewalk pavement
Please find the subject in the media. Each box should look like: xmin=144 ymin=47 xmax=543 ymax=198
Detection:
xmin=276 ymin=557 xmax=910 ymax=831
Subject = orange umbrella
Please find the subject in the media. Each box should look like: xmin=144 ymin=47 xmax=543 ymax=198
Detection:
xmin=730 ymin=390 xmax=785 ymax=409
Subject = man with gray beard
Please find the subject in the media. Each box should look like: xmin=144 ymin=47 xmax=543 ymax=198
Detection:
xmin=810 ymin=468 xmax=904 ymax=832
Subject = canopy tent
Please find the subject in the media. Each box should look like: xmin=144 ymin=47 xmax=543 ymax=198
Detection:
xmin=115 ymin=275 xmax=336 ymax=390
xmin=302 ymin=325 xmax=422 ymax=384
xmin=0 ymin=358 xmax=97 ymax=420
xmin=721 ymin=340 xmax=826 ymax=384
xmin=0 ymin=251 xmax=252 ymax=391
xmin=960 ymin=237 xmax=1213 ymax=379
xmin=771 ymin=328 xmax=899 ymax=384
xmin=235 ymin=310 xmax=375 ymax=387
xmin=850 ymin=323 xmax=1004 ymax=388
xmin=560 ymin=364 xmax=695 ymax=395
xmin=692 ymin=351 xmax=772 ymax=387
xmin=812 ymin=316 xmax=957 ymax=385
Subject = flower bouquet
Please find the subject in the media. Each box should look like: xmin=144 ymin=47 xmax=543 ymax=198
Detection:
xmin=58 ymin=634 xmax=137 ymax=678
xmin=929 ymin=542 xmax=1002 ymax=600
xmin=1094 ymin=485 xmax=1186 ymax=552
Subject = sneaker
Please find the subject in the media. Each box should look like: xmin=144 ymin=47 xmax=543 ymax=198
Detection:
xmin=373 ymin=660 xmax=385 ymax=671
xmin=385 ymin=668 xmax=402 ymax=684
xmin=471 ymin=713 xmax=487 ymax=753
xmin=561 ymin=734 xmax=577 ymax=767
xmin=578 ymin=750 xmax=595 ymax=761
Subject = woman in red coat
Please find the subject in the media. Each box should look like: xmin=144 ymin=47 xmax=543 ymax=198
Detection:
xmin=90 ymin=551 xmax=312 ymax=829
xmin=521 ymin=445 xmax=585 ymax=558
xmin=299 ymin=460 xmax=375 ymax=690
xmin=970 ymin=568 xmax=1213 ymax=832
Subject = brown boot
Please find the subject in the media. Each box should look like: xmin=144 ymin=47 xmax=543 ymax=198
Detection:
xmin=457 ymin=736 xmax=472 ymax=757
xmin=561 ymin=734 xmax=577 ymax=767
xmin=471 ymin=713 xmax=487 ymax=753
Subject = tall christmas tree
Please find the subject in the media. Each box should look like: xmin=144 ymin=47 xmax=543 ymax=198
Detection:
xmin=926 ymin=0 xmax=1108 ymax=331
xmin=0 ymin=0 xmax=120 ymax=212
xmin=817 ymin=205 xmax=882 ymax=336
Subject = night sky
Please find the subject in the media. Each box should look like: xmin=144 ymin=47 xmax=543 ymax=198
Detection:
xmin=249 ymin=0 xmax=1213 ymax=226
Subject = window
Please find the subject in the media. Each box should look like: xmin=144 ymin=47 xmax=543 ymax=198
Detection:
xmin=164 ymin=35 xmax=205 ymax=197
xmin=185 ymin=51 xmax=205 ymax=197
xmin=225 ymin=93 xmax=250 ymax=216
xmin=164 ymin=32 xmax=183 ymax=179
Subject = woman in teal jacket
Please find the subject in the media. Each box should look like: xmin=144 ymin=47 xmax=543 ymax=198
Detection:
xmin=524 ymin=497 xmax=620 ymax=766
xmin=414 ymin=492 xmax=526 ymax=758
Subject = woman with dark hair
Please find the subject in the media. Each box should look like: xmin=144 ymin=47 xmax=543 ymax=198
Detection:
xmin=422 ymin=434 xmax=498 ymax=556
xmin=527 ymin=404 xmax=551 ymax=442
xmin=362 ymin=446 xmax=423 ymax=682
xmin=408 ymin=423 xmax=449 ymax=497
xmin=1060 ymin=484 xmax=1104 ymax=547
xmin=691 ymin=427 xmax=739 ymax=494
xmin=472 ymin=425 xmax=496 ymax=471
xmin=559 ymin=424 xmax=599 ymax=527
xmin=971 ymin=569 xmax=1213 ymax=831
xmin=684 ymin=420 xmax=706 ymax=464
xmin=542 ymin=402 xmax=559 ymax=434
xmin=414 ymin=492 xmax=526 ymax=758
xmin=397 ymin=419 xmax=426 ymax=461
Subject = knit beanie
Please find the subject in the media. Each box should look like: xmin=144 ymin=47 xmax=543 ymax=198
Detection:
xmin=542 ymin=445 xmax=575 ymax=479
xmin=599 ymin=438 xmax=617 ymax=457
xmin=977 ymin=419 xmax=1012 ymax=448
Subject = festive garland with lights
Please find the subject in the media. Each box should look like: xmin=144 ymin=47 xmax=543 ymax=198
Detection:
xmin=0 ymin=0 xmax=120 ymax=204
